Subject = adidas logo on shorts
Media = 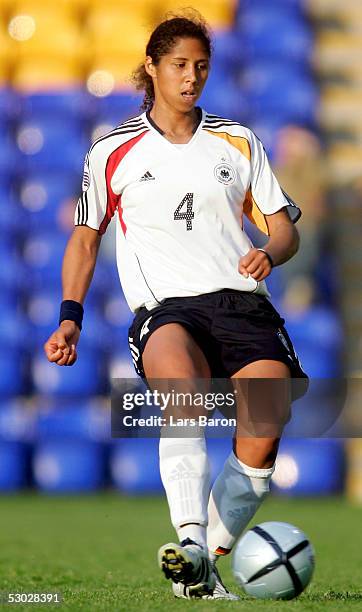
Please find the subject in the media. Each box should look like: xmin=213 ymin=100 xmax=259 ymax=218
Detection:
xmin=139 ymin=171 xmax=155 ymax=182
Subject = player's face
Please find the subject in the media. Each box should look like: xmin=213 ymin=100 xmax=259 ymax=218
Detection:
xmin=147 ymin=37 xmax=210 ymax=112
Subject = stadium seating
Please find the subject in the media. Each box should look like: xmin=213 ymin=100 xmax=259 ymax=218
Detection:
xmin=238 ymin=0 xmax=306 ymax=15
xmin=237 ymin=8 xmax=313 ymax=66
xmin=94 ymin=92 xmax=144 ymax=126
xmin=161 ymin=0 xmax=236 ymax=29
xmin=33 ymin=439 xmax=107 ymax=492
xmin=31 ymin=349 xmax=107 ymax=397
xmin=272 ymin=439 xmax=345 ymax=496
xmin=110 ymin=438 xmax=163 ymax=494
xmin=0 ymin=441 xmax=29 ymax=490
xmin=0 ymin=403 xmax=33 ymax=489
xmin=16 ymin=117 xmax=86 ymax=171
xmin=242 ymin=63 xmax=318 ymax=126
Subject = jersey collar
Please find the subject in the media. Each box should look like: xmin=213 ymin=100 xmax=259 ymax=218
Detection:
xmin=143 ymin=107 xmax=205 ymax=150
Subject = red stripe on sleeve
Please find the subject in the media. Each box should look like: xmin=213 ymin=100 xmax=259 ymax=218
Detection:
xmin=99 ymin=130 xmax=148 ymax=235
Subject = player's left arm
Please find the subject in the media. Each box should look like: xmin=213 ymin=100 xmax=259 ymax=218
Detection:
xmin=238 ymin=209 xmax=299 ymax=281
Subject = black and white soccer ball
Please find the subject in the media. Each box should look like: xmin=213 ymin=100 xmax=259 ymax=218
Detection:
xmin=232 ymin=521 xmax=315 ymax=600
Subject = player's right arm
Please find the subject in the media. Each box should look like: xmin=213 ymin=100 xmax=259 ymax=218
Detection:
xmin=43 ymin=226 xmax=102 ymax=366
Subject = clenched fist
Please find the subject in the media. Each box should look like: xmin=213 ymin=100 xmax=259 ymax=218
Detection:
xmin=43 ymin=320 xmax=80 ymax=367
xmin=239 ymin=248 xmax=273 ymax=282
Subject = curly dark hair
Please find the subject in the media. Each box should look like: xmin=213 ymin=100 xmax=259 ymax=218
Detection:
xmin=131 ymin=9 xmax=213 ymax=112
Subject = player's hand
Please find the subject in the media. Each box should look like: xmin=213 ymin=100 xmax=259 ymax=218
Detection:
xmin=43 ymin=321 xmax=80 ymax=366
xmin=238 ymin=248 xmax=272 ymax=282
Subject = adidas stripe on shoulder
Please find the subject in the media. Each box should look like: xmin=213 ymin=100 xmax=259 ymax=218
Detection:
xmin=203 ymin=113 xmax=246 ymax=133
xmin=75 ymin=115 xmax=149 ymax=229
xmin=88 ymin=115 xmax=149 ymax=155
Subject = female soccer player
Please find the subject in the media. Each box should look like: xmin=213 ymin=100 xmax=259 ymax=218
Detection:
xmin=44 ymin=12 xmax=307 ymax=600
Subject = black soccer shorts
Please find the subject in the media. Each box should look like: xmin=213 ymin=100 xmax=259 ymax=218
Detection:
xmin=128 ymin=289 xmax=308 ymax=398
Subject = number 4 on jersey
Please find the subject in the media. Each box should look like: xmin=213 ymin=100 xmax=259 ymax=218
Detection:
xmin=174 ymin=193 xmax=194 ymax=231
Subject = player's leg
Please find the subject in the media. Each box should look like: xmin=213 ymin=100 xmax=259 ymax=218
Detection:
xmin=207 ymin=360 xmax=290 ymax=562
xmin=142 ymin=323 xmax=216 ymax=595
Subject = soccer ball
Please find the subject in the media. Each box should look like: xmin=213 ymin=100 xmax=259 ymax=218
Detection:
xmin=232 ymin=521 xmax=314 ymax=600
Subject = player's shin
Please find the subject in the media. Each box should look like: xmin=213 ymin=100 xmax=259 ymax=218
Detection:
xmin=207 ymin=451 xmax=274 ymax=561
xmin=159 ymin=432 xmax=210 ymax=550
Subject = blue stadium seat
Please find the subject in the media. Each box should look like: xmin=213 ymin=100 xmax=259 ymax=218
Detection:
xmin=22 ymin=231 xmax=67 ymax=286
xmin=282 ymin=305 xmax=342 ymax=378
xmin=237 ymin=8 xmax=312 ymax=65
xmin=90 ymin=257 xmax=121 ymax=298
xmin=81 ymin=309 xmax=112 ymax=351
xmin=271 ymin=439 xmax=345 ymax=496
xmin=31 ymin=349 xmax=106 ymax=397
xmin=0 ymin=311 xmax=32 ymax=395
xmin=244 ymin=24 xmax=312 ymax=66
xmin=0 ymin=287 xmax=18 ymax=312
xmin=33 ymin=440 xmax=107 ymax=493
xmin=238 ymin=0 xmax=306 ymax=18
xmin=95 ymin=92 xmax=143 ymax=126
xmin=213 ymin=30 xmax=245 ymax=71
xmin=0 ymin=253 xmax=27 ymax=295
xmin=0 ymin=88 xmax=21 ymax=122
xmin=103 ymin=293 xmax=133 ymax=347
xmin=25 ymin=286 xmax=108 ymax=348
xmin=35 ymin=399 xmax=110 ymax=443
xmin=242 ymin=63 xmax=318 ymax=125
xmin=20 ymin=90 xmax=95 ymax=123
xmin=0 ymin=442 xmax=29 ymax=491
xmin=199 ymin=73 xmax=248 ymax=123
xmin=0 ymin=400 xmax=35 ymax=489
xmin=110 ymin=438 xmax=163 ymax=494
xmin=25 ymin=288 xmax=63 ymax=346
xmin=0 ymin=138 xmax=21 ymax=182
xmin=0 ymin=399 xmax=36 ymax=443
xmin=0 ymin=308 xmax=31 ymax=350
xmin=0 ymin=187 xmax=28 ymax=240
xmin=19 ymin=172 xmax=79 ymax=230
xmin=16 ymin=118 xmax=87 ymax=173
xmin=0 ymin=350 xmax=28 ymax=397
xmin=107 ymin=349 xmax=136 ymax=382
xmin=286 ymin=378 xmax=347 ymax=437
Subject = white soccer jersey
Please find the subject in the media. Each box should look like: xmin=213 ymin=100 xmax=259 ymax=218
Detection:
xmin=75 ymin=110 xmax=301 ymax=313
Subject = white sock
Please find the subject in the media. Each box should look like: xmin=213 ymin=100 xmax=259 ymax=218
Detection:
xmin=159 ymin=434 xmax=210 ymax=550
xmin=207 ymin=451 xmax=274 ymax=558
xmin=177 ymin=523 xmax=207 ymax=549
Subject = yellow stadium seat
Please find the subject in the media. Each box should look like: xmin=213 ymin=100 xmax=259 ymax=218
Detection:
xmin=87 ymin=58 xmax=142 ymax=92
xmin=342 ymin=65 xmax=362 ymax=87
xmin=12 ymin=59 xmax=84 ymax=91
xmin=86 ymin=7 xmax=151 ymax=38
xmin=319 ymin=87 xmax=362 ymax=130
xmin=86 ymin=0 xmax=160 ymax=28
xmin=86 ymin=10 xmax=149 ymax=63
xmin=307 ymin=0 xmax=360 ymax=19
xmin=10 ymin=0 xmax=86 ymax=20
xmin=88 ymin=0 xmax=157 ymax=11
xmin=89 ymin=34 xmax=148 ymax=65
xmin=0 ymin=0 xmax=12 ymax=18
xmin=327 ymin=142 xmax=362 ymax=185
xmin=0 ymin=20 xmax=15 ymax=83
xmin=314 ymin=32 xmax=362 ymax=74
xmin=157 ymin=0 xmax=236 ymax=29
xmin=9 ymin=14 xmax=86 ymax=65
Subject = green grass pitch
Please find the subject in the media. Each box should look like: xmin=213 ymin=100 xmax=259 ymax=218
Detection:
xmin=0 ymin=493 xmax=361 ymax=611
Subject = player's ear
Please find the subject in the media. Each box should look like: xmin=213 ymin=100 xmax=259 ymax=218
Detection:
xmin=145 ymin=56 xmax=157 ymax=79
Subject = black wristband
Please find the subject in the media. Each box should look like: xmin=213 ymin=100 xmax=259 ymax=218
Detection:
xmin=257 ymin=248 xmax=274 ymax=268
xmin=59 ymin=300 xmax=84 ymax=331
